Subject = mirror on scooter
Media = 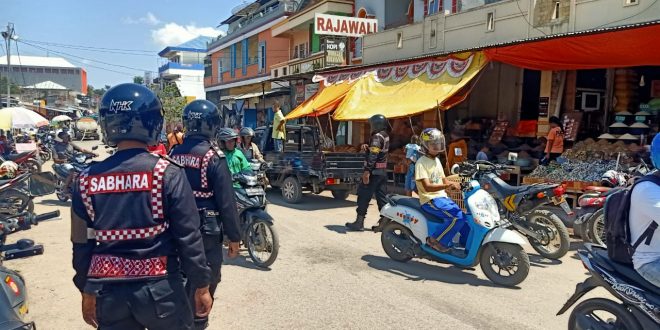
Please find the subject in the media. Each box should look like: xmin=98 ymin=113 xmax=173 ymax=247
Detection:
xmin=92 ymin=146 xmax=99 ymax=151
xmin=451 ymin=164 xmax=460 ymax=175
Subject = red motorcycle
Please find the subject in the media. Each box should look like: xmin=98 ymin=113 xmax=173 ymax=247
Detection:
xmin=0 ymin=151 xmax=42 ymax=173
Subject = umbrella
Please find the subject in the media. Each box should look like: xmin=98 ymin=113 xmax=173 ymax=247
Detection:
xmin=52 ymin=115 xmax=73 ymax=123
xmin=0 ymin=107 xmax=50 ymax=130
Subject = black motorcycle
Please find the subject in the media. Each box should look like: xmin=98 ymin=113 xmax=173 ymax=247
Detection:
xmin=53 ymin=148 xmax=97 ymax=202
xmin=233 ymin=167 xmax=278 ymax=268
xmin=557 ymin=244 xmax=659 ymax=329
xmin=460 ymin=161 xmax=571 ymax=259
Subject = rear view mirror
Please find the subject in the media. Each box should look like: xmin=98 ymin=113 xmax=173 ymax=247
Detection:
xmin=92 ymin=146 xmax=99 ymax=151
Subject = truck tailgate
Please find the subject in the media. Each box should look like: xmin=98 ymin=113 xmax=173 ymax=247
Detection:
xmin=324 ymin=152 xmax=363 ymax=181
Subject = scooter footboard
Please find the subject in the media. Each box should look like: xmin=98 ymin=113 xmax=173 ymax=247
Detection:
xmin=482 ymin=227 xmax=528 ymax=246
xmin=380 ymin=203 xmax=429 ymax=240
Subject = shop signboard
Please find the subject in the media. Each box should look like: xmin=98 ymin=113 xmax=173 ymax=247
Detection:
xmin=295 ymin=82 xmax=305 ymax=105
xmin=538 ymin=97 xmax=549 ymax=117
xmin=315 ymin=13 xmax=378 ymax=37
xmin=325 ymin=38 xmax=347 ymax=66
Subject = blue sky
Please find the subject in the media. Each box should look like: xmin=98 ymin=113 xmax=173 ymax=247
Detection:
xmin=2 ymin=0 xmax=246 ymax=87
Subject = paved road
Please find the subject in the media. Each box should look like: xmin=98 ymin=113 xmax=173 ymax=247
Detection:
xmin=10 ymin=140 xmax=597 ymax=329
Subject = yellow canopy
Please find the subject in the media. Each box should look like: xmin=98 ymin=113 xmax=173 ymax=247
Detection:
xmin=332 ymin=52 xmax=488 ymax=121
xmin=285 ymin=81 xmax=355 ymax=120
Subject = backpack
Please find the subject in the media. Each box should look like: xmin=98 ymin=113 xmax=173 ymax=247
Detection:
xmin=604 ymin=174 xmax=660 ymax=264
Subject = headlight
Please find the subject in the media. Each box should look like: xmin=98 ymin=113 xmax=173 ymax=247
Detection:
xmin=468 ymin=190 xmax=500 ymax=228
xmin=75 ymin=155 xmax=86 ymax=163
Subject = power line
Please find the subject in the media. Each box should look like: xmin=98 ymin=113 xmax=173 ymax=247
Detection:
xmin=23 ymin=40 xmax=158 ymax=57
xmin=20 ymin=39 xmax=156 ymax=53
xmin=515 ymin=0 xmax=548 ymax=37
xmin=19 ymin=40 xmax=156 ymax=73
xmin=14 ymin=41 xmax=26 ymax=85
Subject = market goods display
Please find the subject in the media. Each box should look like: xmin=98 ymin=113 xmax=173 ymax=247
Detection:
xmin=528 ymin=159 xmax=618 ymax=183
xmin=561 ymin=139 xmax=641 ymax=163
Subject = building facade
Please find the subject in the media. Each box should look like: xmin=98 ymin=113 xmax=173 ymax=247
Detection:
xmin=0 ymin=55 xmax=87 ymax=94
xmin=158 ymin=36 xmax=210 ymax=101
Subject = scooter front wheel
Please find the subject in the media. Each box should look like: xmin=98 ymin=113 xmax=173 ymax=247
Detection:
xmin=568 ymin=298 xmax=640 ymax=330
xmin=246 ymin=219 xmax=279 ymax=268
xmin=480 ymin=242 xmax=530 ymax=287
xmin=380 ymin=222 xmax=414 ymax=263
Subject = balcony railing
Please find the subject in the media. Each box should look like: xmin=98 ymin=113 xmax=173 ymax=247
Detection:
xmin=159 ymin=62 xmax=204 ymax=73
xmin=207 ymin=2 xmax=294 ymax=50
xmin=289 ymin=52 xmax=327 ymax=75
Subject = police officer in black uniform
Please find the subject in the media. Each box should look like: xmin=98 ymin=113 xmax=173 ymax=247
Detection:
xmin=71 ymin=83 xmax=213 ymax=329
xmin=346 ymin=114 xmax=390 ymax=231
xmin=169 ymin=100 xmax=241 ymax=329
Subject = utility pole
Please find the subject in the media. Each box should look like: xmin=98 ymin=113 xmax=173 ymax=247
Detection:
xmin=2 ymin=23 xmax=17 ymax=108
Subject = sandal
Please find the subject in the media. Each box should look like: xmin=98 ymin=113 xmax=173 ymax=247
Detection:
xmin=426 ymin=237 xmax=450 ymax=253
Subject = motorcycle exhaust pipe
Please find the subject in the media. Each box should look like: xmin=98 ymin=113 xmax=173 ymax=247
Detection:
xmin=35 ymin=210 xmax=60 ymax=222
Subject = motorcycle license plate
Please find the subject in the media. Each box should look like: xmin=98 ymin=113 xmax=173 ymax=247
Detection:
xmin=246 ymin=187 xmax=265 ymax=196
xmin=554 ymin=197 xmax=573 ymax=215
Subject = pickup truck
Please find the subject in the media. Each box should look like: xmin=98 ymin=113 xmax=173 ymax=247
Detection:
xmin=253 ymin=125 xmax=364 ymax=204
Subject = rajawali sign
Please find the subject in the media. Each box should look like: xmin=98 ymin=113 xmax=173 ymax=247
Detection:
xmin=314 ymin=13 xmax=378 ymax=37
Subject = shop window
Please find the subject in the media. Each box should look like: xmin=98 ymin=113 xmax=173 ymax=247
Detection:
xmin=258 ymin=41 xmax=266 ymax=73
xmin=283 ymin=67 xmax=287 ymax=76
xmin=486 ymin=12 xmax=495 ymax=32
xmin=396 ymin=32 xmax=403 ymax=49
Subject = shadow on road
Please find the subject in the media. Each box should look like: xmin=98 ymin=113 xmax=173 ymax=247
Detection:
xmin=224 ymin=253 xmax=272 ymax=272
xmin=38 ymin=199 xmax=70 ymax=207
xmin=529 ymin=254 xmax=563 ymax=268
xmin=361 ymin=255 xmax=519 ymax=289
xmin=266 ymin=191 xmax=356 ymax=211
xmin=569 ymin=241 xmax=584 ymax=251
xmin=325 ymin=225 xmax=350 ymax=234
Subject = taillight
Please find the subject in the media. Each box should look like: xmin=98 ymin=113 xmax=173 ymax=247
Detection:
xmin=4 ymin=276 xmax=20 ymax=296
xmin=325 ymin=178 xmax=340 ymax=185
xmin=536 ymin=192 xmax=546 ymax=199
xmin=553 ymin=185 xmax=566 ymax=197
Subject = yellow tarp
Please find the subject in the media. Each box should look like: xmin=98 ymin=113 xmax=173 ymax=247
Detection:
xmin=332 ymin=52 xmax=488 ymax=121
xmin=285 ymin=81 xmax=355 ymax=120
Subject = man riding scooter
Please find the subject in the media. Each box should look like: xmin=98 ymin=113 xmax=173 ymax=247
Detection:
xmin=238 ymin=127 xmax=264 ymax=163
xmin=216 ymin=128 xmax=252 ymax=187
xmin=52 ymin=131 xmax=97 ymax=198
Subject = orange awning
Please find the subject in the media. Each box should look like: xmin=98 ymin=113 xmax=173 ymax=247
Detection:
xmin=285 ymin=81 xmax=355 ymax=120
xmin=484 ymin=22 xmax=660 ymax=70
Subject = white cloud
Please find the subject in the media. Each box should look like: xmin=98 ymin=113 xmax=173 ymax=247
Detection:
xmin=151 ymin=23 xmax=224 ymax=47
xmin=123 ymin=12 xmax=161 ymax=26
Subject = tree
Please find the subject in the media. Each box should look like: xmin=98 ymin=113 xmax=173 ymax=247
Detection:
xmin=133 ymin=76 xmax=144 ymax=85
xmin=155 ymin=83 xmax=186 ymax=130
xmin=0 ymin=76 xmax=21 ymax=95
xmin=87 ymin=84 xmax=94 ymax=96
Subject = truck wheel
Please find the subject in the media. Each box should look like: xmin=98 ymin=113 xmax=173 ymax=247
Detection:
xmin=331 ymin=190 xmax=349 ymax=200
xmin=282 ymin=177 xmax=302 ymax=204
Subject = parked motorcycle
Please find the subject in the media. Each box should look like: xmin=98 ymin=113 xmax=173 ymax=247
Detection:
xmin=557 ymin=244 xmax=659 ymax=329
xmin=375 ymin=163 xmax=530 ymax=287
xmin=0 ymin=151 xmax=41 ymax=174
xmin=0 ymin=172 xmax=34 ymax=217
xmin=572 ymin=186 xmax=610 ymax=241
xmin=469 ymin=161 xmax=571 ymax=259
xmin=0 ymin=209 xmax=60 ymax=330
xmin=53 ymin=150 xmax=97 ymax=202
xmin=233 ymin=168 xmax=278 ymax=268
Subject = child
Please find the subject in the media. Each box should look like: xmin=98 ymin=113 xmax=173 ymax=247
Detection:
xmin=404 ymin=135 xmax=421 ymax=196
xmin=476 ymin=145 xmax=489 ymax=161
xmin=415 ymin=128 xmax=465 ymax=253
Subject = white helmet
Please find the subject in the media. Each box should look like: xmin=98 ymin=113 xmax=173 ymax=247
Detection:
xmin=601 ymin=170 xmax=626 ymax=188
xmin=420 ymin=128 xmax=446 ymax=155
xmin=0 ymin=161 xmax=19 ymax=179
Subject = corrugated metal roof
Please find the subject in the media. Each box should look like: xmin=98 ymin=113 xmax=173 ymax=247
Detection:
xmin=0 ymin=55 xmax=76 ymax=68
xmin=318 ymin=20 xmax=660 ymax=75
xmin=23 ymin=80 xmax=68 ymax=90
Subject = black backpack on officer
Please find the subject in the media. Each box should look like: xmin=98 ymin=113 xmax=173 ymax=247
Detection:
xmin=604 ymin=174 xmax=660 ymax=264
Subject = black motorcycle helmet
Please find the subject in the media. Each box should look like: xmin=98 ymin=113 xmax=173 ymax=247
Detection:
xmin=369 ymin=114 xmax=388 ymax=134
xmin=99 ymin=83 xmax=163 ymax=147
xmin=182 ymin=100 xmax=220 ymax=139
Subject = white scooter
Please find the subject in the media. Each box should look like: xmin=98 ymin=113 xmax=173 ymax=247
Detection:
xmin=375 ymin=163 xmax=530 ymax=287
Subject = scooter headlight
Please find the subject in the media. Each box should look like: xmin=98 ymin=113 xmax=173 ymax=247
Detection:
xmin=469 ymin=191 xmax=500 ymax=228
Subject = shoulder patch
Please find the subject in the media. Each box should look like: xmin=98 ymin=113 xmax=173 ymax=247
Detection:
xmin=157 ymin=153 xmax=183 ymax=167
xmin=369 ymin=146 xmax=381 ymax=153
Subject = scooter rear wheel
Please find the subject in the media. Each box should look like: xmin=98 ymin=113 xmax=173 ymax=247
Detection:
xmin=246 ymin=219 xmax=279 ymax=268
xmin=480 ymin=242 xmax=530 ymax=287
xmin=380 ymin=222 xmax=414 ymax=263
xmin=568 ymin=298 xmax=640 ymax=330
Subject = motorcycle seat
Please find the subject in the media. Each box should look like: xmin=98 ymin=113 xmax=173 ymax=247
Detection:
xmin=390 ymin=195 xmax=447 ymax=223
xmin=0 ymin=178 xmax=12 ymax=186
xmin=4 ymin=152 xmax=31 ymax=161
xmin=592 ymin=247 xmax=660 ymax=296
xmin=584 ymin=186 xmax=610 ymax=193
xmin=490 ymin=176 xmax=537 ymax=196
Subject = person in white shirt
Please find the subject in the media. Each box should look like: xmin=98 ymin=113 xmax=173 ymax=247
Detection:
xmin=630 ymin=134 xmax=660 ymax=286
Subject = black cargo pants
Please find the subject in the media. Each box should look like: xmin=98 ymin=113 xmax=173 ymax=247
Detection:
xmin=356 ymin=174 xmax=388 ymax=217
xmin=186 ymin=233 xmax=223 ymax=329
xmin=96 ymin=275 xmax=193 ymax=330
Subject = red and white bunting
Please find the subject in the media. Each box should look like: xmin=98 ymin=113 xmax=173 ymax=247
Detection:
xmin=313 ymin=54 xmax=475 ymax=86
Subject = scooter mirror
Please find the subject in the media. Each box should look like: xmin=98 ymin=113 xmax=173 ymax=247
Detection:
xmin=451 ymin=164 xmax=460 ymax=175
xmin=92 ymin=146 xmax=99 ymax=151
